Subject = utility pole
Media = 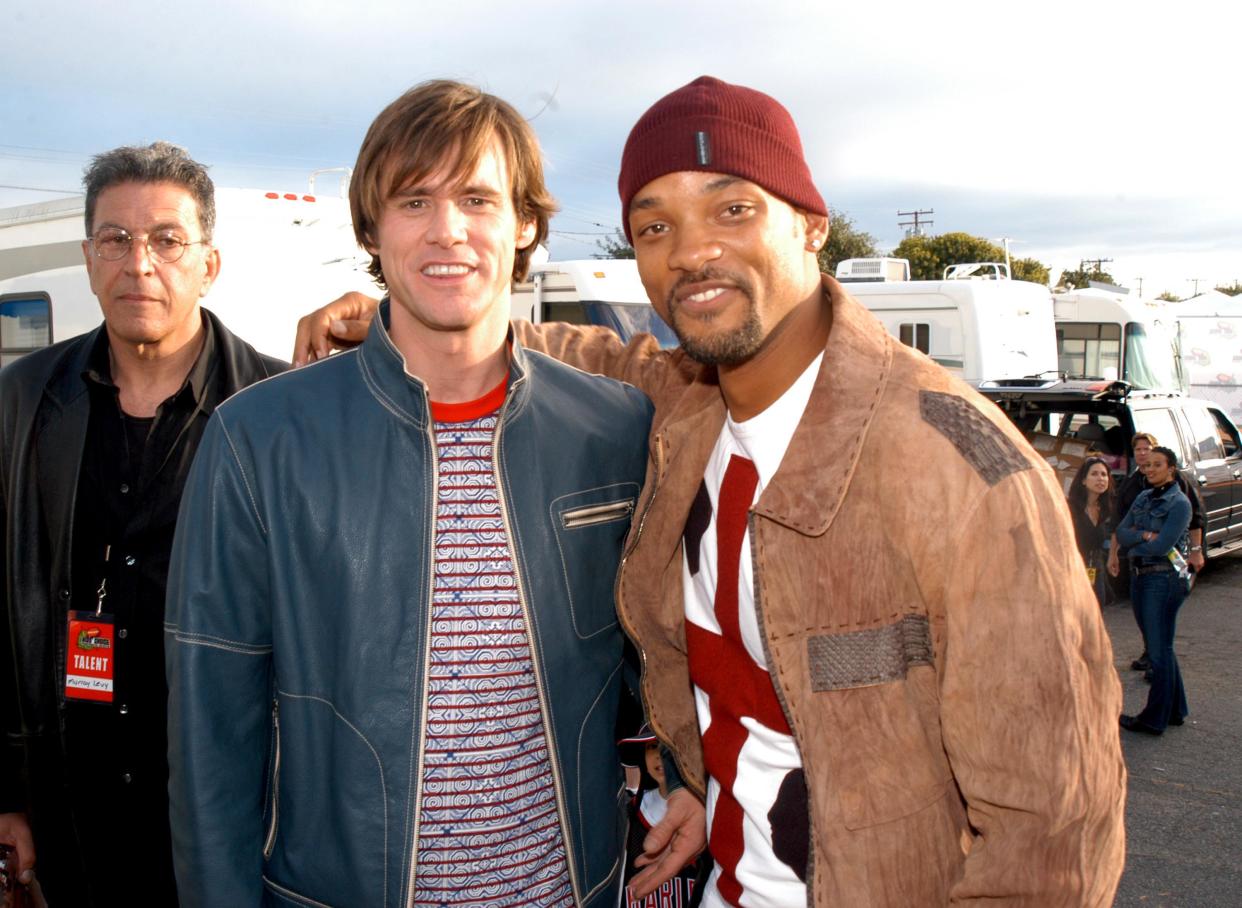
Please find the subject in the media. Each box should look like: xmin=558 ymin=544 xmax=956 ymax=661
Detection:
xmin=1133 ymin=277 xmax=1143 ymax=296
xmin=1188 ymin=278 xmax=1202 ymax=297
xmin=996 ymin=237 xmax=1013 ymax=275
xmin=898 ymin=208 xmax=934 ymax=237
xmin=1079 ymin=257 xmax=1113 ymax=275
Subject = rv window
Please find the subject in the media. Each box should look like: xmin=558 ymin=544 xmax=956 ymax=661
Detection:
xmin=1056 ymin=323 xmax=1121 ymax=380
xmin=0 ymin=293 xmax=52 ymax=367
xmin=898 ymin=322 xmax=930 ymax=354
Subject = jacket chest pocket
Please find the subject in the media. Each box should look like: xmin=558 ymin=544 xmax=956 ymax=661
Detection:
xmin=551 ymin=483 xmax=639 ymax=639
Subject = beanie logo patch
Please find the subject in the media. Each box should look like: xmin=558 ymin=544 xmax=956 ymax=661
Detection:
xmin=695 ymin=131 xmax=712 ymax=166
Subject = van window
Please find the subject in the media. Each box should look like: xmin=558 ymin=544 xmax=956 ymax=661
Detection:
xmin=1208 ymin=408 xmax=1240 ymax=458
xmin=0 ymin=293 xmax=52 ymax=367
xmin=1182 ymin=405 xmax=1225 ymax=463
xmin=898 ymin=322 xmax=930 ymax=354
xmin=1132 ymin=407 xmax=1192 ymax=467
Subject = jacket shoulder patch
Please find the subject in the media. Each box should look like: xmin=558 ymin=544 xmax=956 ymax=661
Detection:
xmin=807 ymin=614 xmax=932 ymax=691
xmin=919 ymin=389 xmax=1030 ymax=486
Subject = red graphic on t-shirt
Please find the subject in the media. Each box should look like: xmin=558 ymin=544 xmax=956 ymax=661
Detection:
xmin=686 ymin=455 xmax=791 ymax=905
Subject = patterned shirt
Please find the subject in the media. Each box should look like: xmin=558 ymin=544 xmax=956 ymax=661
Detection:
xmin=412 ymin=379 xmax=574 ymax=907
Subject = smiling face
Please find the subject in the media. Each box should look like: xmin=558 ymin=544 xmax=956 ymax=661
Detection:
xmin=1143 ymin=450 xmax=1175 ymax=486
xmin=368 ymin=139 xmax=536 ymax=343
xmin=83 ymin=181 xmax=218 ymax=354
xmin=627 ymin=171 xmax=827 ymax=366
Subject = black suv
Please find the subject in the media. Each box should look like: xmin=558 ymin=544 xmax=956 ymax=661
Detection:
xmin=980 ymin=378 xmax=1242 ymax=561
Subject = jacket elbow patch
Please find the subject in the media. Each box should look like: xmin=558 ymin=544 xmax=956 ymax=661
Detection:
xmin=919 ymin=390 xmax=1030 ymax=487
xmin=808 ymin=615 xmax=933 ymax=691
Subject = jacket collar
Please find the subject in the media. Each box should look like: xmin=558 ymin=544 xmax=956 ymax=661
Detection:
xmin=42 ymin=307 xmax=277 ymax=416
xmin=357 ymin=299 xmax=532 ymax=428
xmin=753 ymin=275 xmax=893 ymax=536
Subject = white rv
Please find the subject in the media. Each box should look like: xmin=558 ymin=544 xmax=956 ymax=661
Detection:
xmin=0 ymin=184 xmax=376 ymax=364
xmin=1050 ymin=285 xmax=1185 ymax=392
xmin=835 ymin=259 xmax=1058 ymax=384
xmin=511 ymin=258 xmax=677 ymax=346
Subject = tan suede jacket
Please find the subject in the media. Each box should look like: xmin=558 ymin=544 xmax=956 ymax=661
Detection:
xmin=517 ymin=276 xmax=1126 ymax=906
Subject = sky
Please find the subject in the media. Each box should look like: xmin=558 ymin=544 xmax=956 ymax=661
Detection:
xmin=2 ymin=0 xmax=1238 ymax=298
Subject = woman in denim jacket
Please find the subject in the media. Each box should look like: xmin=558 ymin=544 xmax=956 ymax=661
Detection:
xmin=1116 ymin=446 xmax=1192 ymax=735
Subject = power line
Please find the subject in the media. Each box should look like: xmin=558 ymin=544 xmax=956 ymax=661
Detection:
xmin=897 ymin=208 xmax=933 ymax=237
xmin=0 ymin=182 xmax=78 ymax=194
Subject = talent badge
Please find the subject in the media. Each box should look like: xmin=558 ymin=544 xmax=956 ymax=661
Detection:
xmin=66 ymin=612 xmax=115 ymax=703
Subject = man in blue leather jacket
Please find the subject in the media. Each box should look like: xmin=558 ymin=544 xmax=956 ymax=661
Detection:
xmin=164 ymin=80 xmax=703 ymax=907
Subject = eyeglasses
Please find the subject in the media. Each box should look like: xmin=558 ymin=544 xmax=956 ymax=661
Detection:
xmin=89 ymin=227 xmax=210 ymax=263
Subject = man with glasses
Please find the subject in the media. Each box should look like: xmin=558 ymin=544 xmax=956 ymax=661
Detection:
xmin=0 ymin=141 xmax=284 ymax=906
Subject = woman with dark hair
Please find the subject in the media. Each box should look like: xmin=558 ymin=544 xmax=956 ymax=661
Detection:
xmin=1116 ymin=446 xmax=1193 ymax=735
xmin=1067 ymin=456 xmax=1117 ymax=606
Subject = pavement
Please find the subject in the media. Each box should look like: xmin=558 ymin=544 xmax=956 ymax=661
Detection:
xmin=1108 ymin=550 xmax=1242 ymax=907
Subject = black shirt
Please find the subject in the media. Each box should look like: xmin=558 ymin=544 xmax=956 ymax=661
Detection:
xmin=62 ymin=316 xmax=224 ymax=906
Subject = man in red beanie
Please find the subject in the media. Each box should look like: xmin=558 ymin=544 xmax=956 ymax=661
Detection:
xmin=294 ymin=75 xmax=1126 ymax=907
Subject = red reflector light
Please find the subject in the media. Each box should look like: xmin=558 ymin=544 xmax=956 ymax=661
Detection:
xmin=302 ymin=195 xmax=316 ymax=202
xmin=264 ymin=192 xmax=279 ymax=199
xmin=283 ymin=193 xmax=297 ymax=200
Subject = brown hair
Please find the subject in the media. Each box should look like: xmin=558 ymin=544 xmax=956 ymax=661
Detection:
xmin=350 ymin=80 xmax=557 ymax=286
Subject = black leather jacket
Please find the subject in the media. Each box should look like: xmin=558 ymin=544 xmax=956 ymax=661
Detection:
xmin=165 ymin=309 xmax=654 ymax=907
xmin=0 ymin=312 xmax=283 ymax=901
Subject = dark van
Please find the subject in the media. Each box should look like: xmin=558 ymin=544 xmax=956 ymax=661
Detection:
xmin=980 ymin=378 xmax=1242 ymax=561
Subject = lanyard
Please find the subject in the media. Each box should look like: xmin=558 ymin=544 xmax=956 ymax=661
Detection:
xmin=96 ymin=544 xmax=111 ymax=617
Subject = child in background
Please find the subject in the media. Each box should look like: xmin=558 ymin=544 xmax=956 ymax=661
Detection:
xmin=619 ymin=724 xmax=703 ymax=908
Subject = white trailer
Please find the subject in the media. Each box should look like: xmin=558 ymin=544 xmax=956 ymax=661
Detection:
xmin=1050 ymin=285 xmax=1185 ymax=392
xmin=511 ymin=258 xmax=677 ymax=347
xmin=0 ymin=184 xmax=376 ymax=364
xmin=1175 ymin=290 xmax=1242 ymax=426
xmin=836 ymin=260 xmax=1058 ymax=384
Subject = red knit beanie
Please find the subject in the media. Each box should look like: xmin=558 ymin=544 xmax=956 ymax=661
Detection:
xmin=618 ymin=75 xmax=827 ymax=242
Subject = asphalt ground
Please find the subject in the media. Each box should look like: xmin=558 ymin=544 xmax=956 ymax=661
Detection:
xmin=1107 ymin=550 xmax=1242 ymax=907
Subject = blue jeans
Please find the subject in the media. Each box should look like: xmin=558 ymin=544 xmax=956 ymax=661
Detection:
xmin=1131 ymin=569 xmax=1189 ymax=730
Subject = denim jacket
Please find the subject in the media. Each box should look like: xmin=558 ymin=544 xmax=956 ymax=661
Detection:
xmin=164 ymin=306 xmax=654 ymax=907
xmin=1117 ymin=482 xmax=1192 ymax=564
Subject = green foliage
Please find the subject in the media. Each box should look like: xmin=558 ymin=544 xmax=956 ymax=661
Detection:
xmin=593 ymin=228 xmax=634 ymax=260
xmin=888 ymin=232 xmax=1046 ymax=282
xmin=816 ymin=208 xmax=879 ymax=274
xmin=1057 ymin=265 xmax=1117 ymax=289
xmin=1156 ymin=291 xmax=1181 ymax=302
xmin=1011 ymin=257 xmax=1049 ymax=285
xmin=1215 ymin=281 xmax=1242 ymax=297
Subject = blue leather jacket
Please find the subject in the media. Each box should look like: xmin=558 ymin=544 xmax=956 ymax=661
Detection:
xmin=165 ymin=309 xmax=653 ymax=907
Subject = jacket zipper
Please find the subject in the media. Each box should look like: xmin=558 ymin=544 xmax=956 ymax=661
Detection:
xmin=561 ymin=498 xmax=635 ymax=529
xmin=613 ymin=437 xmax=697 ymax=794
xmin=404 ymin=411 xmax=440 ymax=907
xmin=492 ymin=386 xmax=584 ymax=904
xmin=263 ymin=698 xmax=281 ymax=859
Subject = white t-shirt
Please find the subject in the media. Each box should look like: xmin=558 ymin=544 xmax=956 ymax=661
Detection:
xmin=684 ymin=353 xmax=822 ymax=908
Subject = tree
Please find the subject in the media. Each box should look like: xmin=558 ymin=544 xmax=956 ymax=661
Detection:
xmin=1057 ymin=265 xmax=1117 ymax=289
xmin=816 ymin=208 xmax=879 ymax=274
xmin=594 ymin=228 xmax=634 ymax=260
xmin=1156 ymin=291 xmax=1181 ymax=302
xmin=888 ymin=231 xmax=1050 ymax=283
xmin=1215 ymin=281 xmax=1242 ymax=297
